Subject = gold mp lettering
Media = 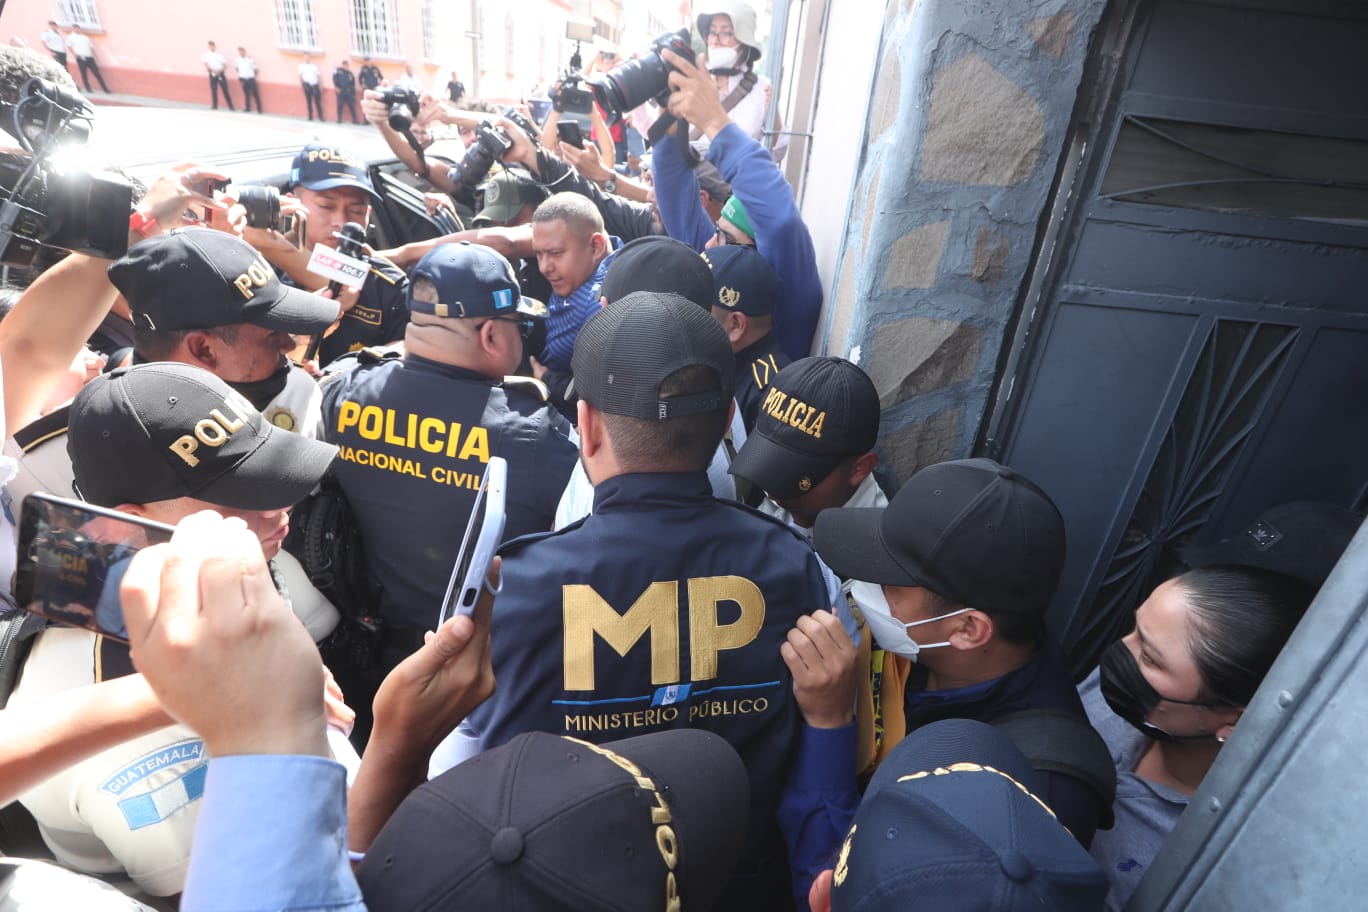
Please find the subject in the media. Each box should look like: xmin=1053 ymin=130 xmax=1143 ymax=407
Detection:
xmin=563 ymin=583 xmax=680 ymax=691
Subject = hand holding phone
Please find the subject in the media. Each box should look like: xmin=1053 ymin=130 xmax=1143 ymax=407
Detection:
xmin=556 ymin=120 xmax=585 ymax=149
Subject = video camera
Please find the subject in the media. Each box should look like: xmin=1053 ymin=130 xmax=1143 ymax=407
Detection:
xmin=555 ymin=20 xmax=597 ymax=126
xmin=0 ymin=78 xmax=133 ymax=268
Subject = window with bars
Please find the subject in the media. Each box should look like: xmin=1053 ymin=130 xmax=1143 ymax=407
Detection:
xmin=350 ymin=0 xmax=400 ymax=58
xmin=52 ymin=0 xmax=102 ymax=30
xmin=274 ymin=0 xmax=319 ymax=51
xmin=421 ymin=0 xmax=438 ymax=61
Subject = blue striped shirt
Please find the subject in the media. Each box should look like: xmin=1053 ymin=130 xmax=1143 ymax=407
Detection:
xmin=541 ymin=242 xmax=619 ymax=371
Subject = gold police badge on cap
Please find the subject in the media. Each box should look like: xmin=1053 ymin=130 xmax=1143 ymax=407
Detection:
xmin=798 ymin=476 xmax=813 ymax=491
xmin=718 ymin=286 xmax=741 ymax=310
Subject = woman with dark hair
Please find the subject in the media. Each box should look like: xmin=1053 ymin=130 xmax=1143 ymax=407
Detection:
xmin=1079 ymin=566 xmax=1313 ymax=910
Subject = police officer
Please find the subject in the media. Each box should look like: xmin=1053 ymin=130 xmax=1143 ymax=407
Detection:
xmin=703 ymin=244 xmax=789 ymax=435
xmin=320 ymin=242 xmax=577 ymax=741
xmin=237 ymin=142 xmax=410 ymax=367
xmin=449 ymin=293 xmax=841 ymax=908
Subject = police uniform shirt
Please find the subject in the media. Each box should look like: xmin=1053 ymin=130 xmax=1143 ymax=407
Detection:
xmin=316 ymin=256 xmax=410 ymax=368
xmin=460 ymin=471 xmax=839 ymax=904
xmin=734 ymin=333 xmax=790 ymax=435
xmin=320 ymin=354 xmax=577 ymax=629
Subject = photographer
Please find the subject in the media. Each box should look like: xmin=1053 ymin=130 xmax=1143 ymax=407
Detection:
xmin=654 ymin=47 xmax=822 ymax=360
xmin=537 ymin=82 xmax=616 ymax=170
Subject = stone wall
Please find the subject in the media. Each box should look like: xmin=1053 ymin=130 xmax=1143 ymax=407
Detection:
xmin=822 ymin=0 xmax=1107 ymax=486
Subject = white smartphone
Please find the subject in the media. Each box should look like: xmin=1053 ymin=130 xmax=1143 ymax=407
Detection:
xmin=436 ymin=457 xmax=507 ymax=628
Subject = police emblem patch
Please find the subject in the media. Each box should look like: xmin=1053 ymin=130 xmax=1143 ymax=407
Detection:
xmin=798 ymin=476 xmax=813 ymax=492
xmin=718 ymin=286 xmax=741 ymax=310
xmin=265 ymin=407 xmax=297 ymax=431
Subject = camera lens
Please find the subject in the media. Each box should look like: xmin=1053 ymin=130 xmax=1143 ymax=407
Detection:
xmin=238 ymin=185 xmax=283 ymax=232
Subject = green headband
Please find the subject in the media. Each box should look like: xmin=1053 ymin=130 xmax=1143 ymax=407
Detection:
xmin=720 ymin=195 xmax=755 ymax=240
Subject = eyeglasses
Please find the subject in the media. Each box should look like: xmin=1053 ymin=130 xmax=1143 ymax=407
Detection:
xmin=708 ymin=28 xmax=737 ymax=44
xmin=478 ymin=314 xmax=537 ymax=339
xmin=713 ymin=221 xmax=755 ymax=248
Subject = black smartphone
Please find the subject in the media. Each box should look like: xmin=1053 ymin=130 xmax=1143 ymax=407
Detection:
xmin=556 ymin=120 xmax=585 ymax=149
xmin=14 ymin=493 xmax=175 ymax=642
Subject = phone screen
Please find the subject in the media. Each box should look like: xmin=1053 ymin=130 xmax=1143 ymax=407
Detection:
xmin=14 ymin=494 xmax=175 ymax=642
xmin=557 ymin=121 xmax=585 ymax=149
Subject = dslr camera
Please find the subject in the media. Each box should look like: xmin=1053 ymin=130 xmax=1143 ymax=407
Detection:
xmin=0 ymin=78 xmax=133 ymax=267
xmin=451 ymin=123 xmax=514 ymax=189
xmin=588 ymin=29 xmax=695 ymax=123
xmin=238 ymin=185 xmax=292 ymax=234
xmin=379 ymin=85 xmax=421 ymax=131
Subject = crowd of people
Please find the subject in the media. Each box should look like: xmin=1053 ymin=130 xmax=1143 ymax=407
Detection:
xmin=0 ymin=3 xmax=1359 ymax=910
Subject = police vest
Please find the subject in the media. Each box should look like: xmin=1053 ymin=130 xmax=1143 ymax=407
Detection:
xmin=465 ymin=471 xmax=834 ymax=906
xmin=320 ymin=354 xmax=577 ymax=628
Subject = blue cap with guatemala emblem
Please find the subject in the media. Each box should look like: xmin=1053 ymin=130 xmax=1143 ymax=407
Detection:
xmin=407 ymin=242 xmax=538 ymax=319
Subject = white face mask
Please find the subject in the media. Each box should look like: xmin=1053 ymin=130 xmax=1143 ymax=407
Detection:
xmin=707 ymin=46 xmax=740 ymax=71
xmin=849 ymin=581 xmax=971 ymax=662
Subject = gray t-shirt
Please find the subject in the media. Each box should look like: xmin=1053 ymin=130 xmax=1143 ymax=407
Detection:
xmin=1078 ymin=667 xmax=1190 ymax=911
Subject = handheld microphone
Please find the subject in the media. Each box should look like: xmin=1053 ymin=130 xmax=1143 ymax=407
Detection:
xmin=307 ymin=221 xmax=368 ymax=363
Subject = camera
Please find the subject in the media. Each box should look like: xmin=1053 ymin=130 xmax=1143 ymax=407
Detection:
xmin=0 ymin=78 xmax=133 ymax=268
xmin=380 ymin=85 xmax=421 ymax=132
xmin=588 ymin=29 xmax=695 ymax=123
xmin=556 ymin=75 xmax=595 ymax=120
xmin=451 ymin=123 xmax=514 ymax=188
xmin=238 ymin=185 xmax=292 ymax=233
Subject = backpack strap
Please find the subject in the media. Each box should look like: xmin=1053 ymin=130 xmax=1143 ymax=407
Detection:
xmin=991 ymin=708 xmax=1118 ymax=829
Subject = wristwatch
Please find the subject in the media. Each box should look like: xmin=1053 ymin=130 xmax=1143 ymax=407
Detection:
xmin=603 ymin=176 xmax=618 ymax=194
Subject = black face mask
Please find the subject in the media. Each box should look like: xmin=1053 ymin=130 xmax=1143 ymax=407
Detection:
xmin=1099 ymin=640 xmax=1220 ymax=743
xmin=228 ymin=363 xmax=291 ymax=413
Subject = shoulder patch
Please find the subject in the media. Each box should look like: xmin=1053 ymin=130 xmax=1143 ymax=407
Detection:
xmin=15 ymin=405 xmax=71 ymax=453
xmin=502 ymin=374 xmax=549 ymax=401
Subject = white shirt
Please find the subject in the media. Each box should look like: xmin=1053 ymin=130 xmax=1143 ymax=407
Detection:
xmin=41 ymin=28 xmax=66 ymax=54
xmin=234 ymin=55 xmax=257 ymax=79
xmin=66 ymin=32 xmax=93 ymax=58
xmin=201 ymin=50 xmax=226 ymax=74
xmin=298 ymin=62 xmax=319 ymax=85
xmin=691 ymin=70 xmax=789 ymax=163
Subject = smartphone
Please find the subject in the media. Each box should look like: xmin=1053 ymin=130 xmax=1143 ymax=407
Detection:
xmin=436 ymin=457 xmax=507 ymax=629
xmin=556 ymin=120 xmax=585 ymax=149
xmin=14 ymin=493 xmax=176 ymax=642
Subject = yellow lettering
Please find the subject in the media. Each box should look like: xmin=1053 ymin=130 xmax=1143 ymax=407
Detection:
xmin=194 ymin=417 xmax=228 ymax=446
xmin=383 ymin=409 xmax=404 ymax=446
xmin=358 ymin=406 xmax=382 ymax=440
xmin=656 ymin=824 xmax=679 ymax=868
xmin=810 ymin=411 xmax=825 ymax=438
xmin=209 ymin=407 xmax=244 ymax=434
xmin=563 ymin=582 xmax=679 ymax=691
xmin=445 ymin=422 xmax=464 ymax=457
xmin=457 ymin=425 xmax=490 ymax=462
xmin=247 ymin=262 xmax=271 ymax=286
xmin=336 ymin=401 xmax=360 ymax=433
xmin=169 ymin=435 xmax=199 ymax=466
xmin=648 ymin=787 xmax=672 ymax=825
xmin=687 ymin=576 xmax=766 ymax=681
xmin=789 ymin=402 xmax=806 ymax=428
xmin=419 ymin=417 xmax=444 ymax=453
xmin=233 ymin=274 xmax=253 ymax=299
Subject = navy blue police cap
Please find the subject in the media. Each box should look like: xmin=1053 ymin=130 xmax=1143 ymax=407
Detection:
xmin=833 ymin=719 xmax=1109 ymax=912
xmin=407 ymin=242 xmax=538 ymax=319
xmin=290 ymin=141 xmax=382 ymax=205
xmin=702 ymin=244 xmax=780 ymax=317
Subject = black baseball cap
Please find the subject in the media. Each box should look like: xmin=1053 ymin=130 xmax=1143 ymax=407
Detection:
xmin=832 ymin=719 xmax=1109 ymax=911
xmin=407 ymin=242 xmax=537 ymax=319
xmin=289 ymin=141 xmax=382 ymax=204
xmin=357 ymin=729 xmax=748 ymax=912
xmin=702 ymin=245 xmax=780 ymax=317
xmin=1179 ymin=501 xmax=1363 ymax=590
xmin=68 ymin=363 xmax=337 ymax=510
xmin=111 ymin=228 xmax=340 ymax=335
xmin=599 ymin=235 xmax=716 ymax=310
xmin=730 ymin=357 xmax=879 ymax=499
xmin=814 ymin=458 xmax=1065 ymax=615
xmin=572 ymin=291 xmax=733 ymax=421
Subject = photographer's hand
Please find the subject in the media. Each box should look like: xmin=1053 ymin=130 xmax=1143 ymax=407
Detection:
xmin=360 ymin=88 xmax=392 ymax=128
xmin=136 ymin=162 xmax=230 ymax=238
xmin=662 ymin=49 xmax=731 ymax=140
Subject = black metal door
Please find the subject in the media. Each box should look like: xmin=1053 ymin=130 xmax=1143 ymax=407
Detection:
xmin=985 ymin=0 xmax=1368 ymax=678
